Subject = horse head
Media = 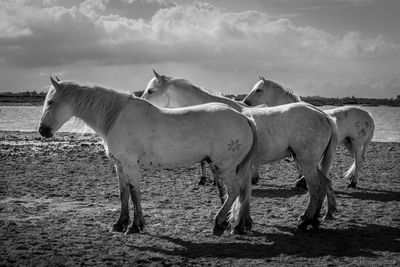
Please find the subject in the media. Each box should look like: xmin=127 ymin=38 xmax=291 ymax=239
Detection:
xmin=38 ymin=77 xmax=74 ymax=138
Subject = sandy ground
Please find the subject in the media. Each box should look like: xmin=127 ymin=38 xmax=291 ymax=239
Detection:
xmin=0 ymin=131 xmax=399 ymax=266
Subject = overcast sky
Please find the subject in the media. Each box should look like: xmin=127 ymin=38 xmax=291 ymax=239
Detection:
xmin=1 ymin=0 xmax=399 ymax=97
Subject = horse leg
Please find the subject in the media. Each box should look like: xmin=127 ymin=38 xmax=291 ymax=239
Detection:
xmin=124 ymin=164 xmax=145 ymax=234
xmin=342 ymin=138 xmax=357 ymax=187
xmin=198 ymin=161 xmax=208 ymax=185
xmin=297 ymin=166 xmax=327 ymax=230
xmin=347 ymin=146 xmax=363 ymax=188
xmin=322 ymin=170 xmax=337 ymax=220
xmin=348 ymin=131 xmax=372 ymax=188
xmin=294 ymin=161 xmax=307 ymax=190
xmin=213 ymin=172 xmax=241 ymax=236
xmin=251 ymin=165 xmax=260 ymax=185
xmin=209 ymin=165 xmax=226 ymax=205
xmin=110 ymin=164 xmax=130 ymax=233
xmin=231 ymin=168 xmax=253 ymax=235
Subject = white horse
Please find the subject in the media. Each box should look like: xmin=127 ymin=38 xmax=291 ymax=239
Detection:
xmin=141 ymin=71 xmax=339 ymax=230
xmin=38 ymin=77 xmax=258 ymax=236
xmin=243 ymin=77 xmax=375 ymax=188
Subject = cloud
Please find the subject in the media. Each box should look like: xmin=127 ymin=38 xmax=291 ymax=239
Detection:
xmin=0 ymin=0 xmax=399 ymax=97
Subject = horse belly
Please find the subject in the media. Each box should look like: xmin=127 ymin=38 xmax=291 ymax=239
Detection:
xmin=139 ymin=143 xmax=205 ymax=170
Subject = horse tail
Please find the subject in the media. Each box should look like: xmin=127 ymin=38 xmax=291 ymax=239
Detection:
xmin=320 ymin=115 xmax=339 ymax=177
xmin=235 ymin=117 xmax=258 ymax=176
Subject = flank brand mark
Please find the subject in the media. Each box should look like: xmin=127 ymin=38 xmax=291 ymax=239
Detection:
xmin=227 ymin=139 xmax=241 ymax=152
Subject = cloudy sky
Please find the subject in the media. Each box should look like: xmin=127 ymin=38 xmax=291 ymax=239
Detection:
xmin=1 ymin=0 xmax=400 ymax=98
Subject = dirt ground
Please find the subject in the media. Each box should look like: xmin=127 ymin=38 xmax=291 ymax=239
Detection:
xmin=0 ymin=131 xmax=399 ymax=266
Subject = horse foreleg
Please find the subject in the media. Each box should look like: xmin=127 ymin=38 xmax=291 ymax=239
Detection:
xmin=124 ymin=164 xmax=145 ymax=235
xmin=198 ymin=161 xmax=208 ymax=185
xmin=110 ymin=164 xmax=130 ymax=233
xmin=251 ymin=165 xmax=260 ymax=185
xmin=298 ymin=167 xmax=326 ymax=230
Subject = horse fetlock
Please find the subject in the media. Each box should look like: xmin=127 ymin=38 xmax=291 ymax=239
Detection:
xmin=347 ymin=181 xmax=357 ymax=188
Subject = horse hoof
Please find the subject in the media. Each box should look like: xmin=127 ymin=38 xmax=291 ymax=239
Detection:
xmin=311 ymin=219 xmax=321 ymax=229
xmin=110 ymin=223 xmax=126 ymax=233
xmin=198 ymin=177 xmax=207 ymax=186
xmin=232 ymin=226 xmax=246 ymax=235
xmin=213 ymin=224 xmax=225 ymax=236
xmin=323 ymin=213 xmax=334 ymax=221
xmin=125 ymin=225 xmax=142 ymax=235
xmin=297 ymin=221 xmax=308 ymax=231
xmin=347 ymin=182 xmax=357 ymax=188
xmin=213 ymin=221 xmax=229 ymax=236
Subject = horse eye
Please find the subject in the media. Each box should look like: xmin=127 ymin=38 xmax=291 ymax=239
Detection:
xmin=147 ymin=89 xmax=153 ymax=95
xmin=255 ymin=89 xmax=262 ymax=93
xmin=48 ymin=100 xmax=54 ymax=105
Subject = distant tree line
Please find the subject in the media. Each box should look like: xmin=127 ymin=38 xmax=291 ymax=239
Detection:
xmin=227 ymin=94 xmax=400 ymax=107
xmin=1 ymin=90 xmax=400 ymax=107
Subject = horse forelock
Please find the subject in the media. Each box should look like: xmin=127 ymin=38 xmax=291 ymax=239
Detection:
xmin=55 ymin=81 xmax=131 ymax=136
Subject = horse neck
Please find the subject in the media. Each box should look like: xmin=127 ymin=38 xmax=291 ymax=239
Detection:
xmin=68 ymin=86 xmax=130 ymax=138
xmin=270 ymin=88 xmax=300 ymax=106
xmin=173 ymin=84 xmax=243 ymax=111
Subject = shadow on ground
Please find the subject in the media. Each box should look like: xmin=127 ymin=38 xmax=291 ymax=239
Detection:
xmin=134 ymin=224 xmax=400 ymax=259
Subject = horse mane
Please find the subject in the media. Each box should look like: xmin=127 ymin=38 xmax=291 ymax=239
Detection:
xmin=57 ymin=81 xmax=132 ymax=136
xmin=266 ymin=80 xmax=301 ymax=102
xmin=170 ymin=78 xmax=215 ymax=95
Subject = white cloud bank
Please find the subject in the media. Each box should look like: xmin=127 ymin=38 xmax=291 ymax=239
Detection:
xmin=0 ymin=0 xmax=399 ymax=97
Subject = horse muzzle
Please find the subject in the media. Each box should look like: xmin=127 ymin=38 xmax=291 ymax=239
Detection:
xmin=38 ymin=124 xmax=54 ymax=138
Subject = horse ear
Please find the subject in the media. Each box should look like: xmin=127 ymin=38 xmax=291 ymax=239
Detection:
xmin=55 ymin=76 xmax=60 ymax=82
xmin=259 ymin=76 xmax=267 ymax=84
xmin=50 ymin=76 xmax=60 ymax=91
xmin=153 ymin=69 xmax=166 ymax=84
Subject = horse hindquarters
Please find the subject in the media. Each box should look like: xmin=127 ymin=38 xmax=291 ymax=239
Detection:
xmin=213 ymin=118 xmax=257 ymax=236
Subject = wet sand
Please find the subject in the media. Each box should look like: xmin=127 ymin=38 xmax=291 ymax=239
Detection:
xmin=1 ymin=131 xmax=399 ymax=266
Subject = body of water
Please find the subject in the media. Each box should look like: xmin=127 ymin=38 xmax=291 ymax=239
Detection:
xmin=0 ymin=105 xmax=399 ymax=142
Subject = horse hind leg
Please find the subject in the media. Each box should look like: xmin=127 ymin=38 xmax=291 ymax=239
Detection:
xmin=348 ymin=130 xmax=373 ymax=188
xmin=229 ymin=165 xmax=253 ymax=235
xmin=343 ymin=138 xmax=357 ymax=187
xmin=297 ymin=165 xmax=327 ymax=230
xmin=321 ymin=169 xmax=337 ymax=220
xmin=213 ymin=171 xmax=241 ymax=236
xmin=110 ymin=164 xmax=130 ymax=233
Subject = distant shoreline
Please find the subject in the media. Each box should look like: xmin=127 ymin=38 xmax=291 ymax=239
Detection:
xmin=1 ymin=91 xmax=400 ymax=106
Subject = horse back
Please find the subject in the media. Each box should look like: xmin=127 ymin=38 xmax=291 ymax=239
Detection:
xmin=106 ymin=101 xmax=255 ymax=170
